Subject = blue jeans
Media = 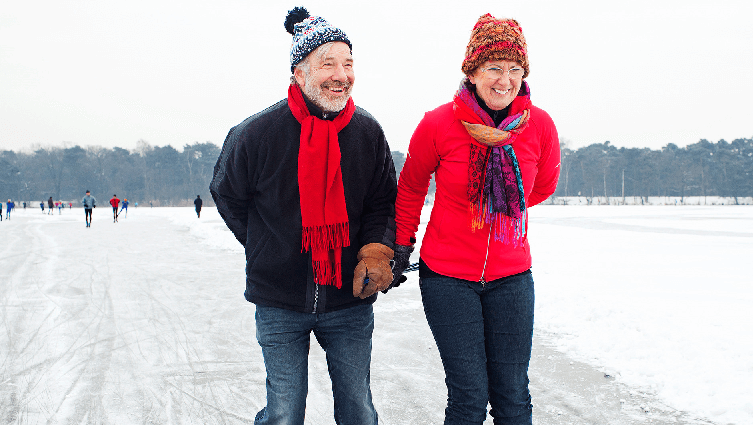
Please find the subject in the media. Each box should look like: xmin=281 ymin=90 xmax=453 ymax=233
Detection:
xmin=420 ymin=270 xmax=535 ymax=425
xmin=254 ymin=304 xmax=378 ymax=425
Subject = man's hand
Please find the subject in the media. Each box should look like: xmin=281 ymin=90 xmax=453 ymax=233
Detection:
xmin=353 ymin=243 xmax=394 ymax=299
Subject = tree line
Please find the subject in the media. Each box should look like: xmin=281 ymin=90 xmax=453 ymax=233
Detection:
xmin=0 ymin=141 xmax=220 ymax=206
xmin=2 ymin=137 xmax=751 ymax=206
xmin=555 ymin=138 xmax=753 ymax=201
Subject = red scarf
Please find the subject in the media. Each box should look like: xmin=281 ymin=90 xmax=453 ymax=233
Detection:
xmin=288 ymin=84 xmax=355 ymax=288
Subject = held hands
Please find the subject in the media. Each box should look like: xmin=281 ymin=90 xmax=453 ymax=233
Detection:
xmin=353 ymin=243 xmax=394 ymax=299
xmin=382 ymin=244 xmax=413 ymax=294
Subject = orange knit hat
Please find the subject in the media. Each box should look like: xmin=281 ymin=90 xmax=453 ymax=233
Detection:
xmin=461 ymin=14 xmax=529 ymax=78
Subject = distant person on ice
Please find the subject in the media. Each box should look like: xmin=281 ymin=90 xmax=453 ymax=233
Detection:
xmin=109 ymin=195 xmax=120 ymax=223
xmin=6 ymin=199 xmax=14 ymax=220
xmin=119 ymin=198 xmax=129 ymax=218
xmin=82 ymin=190 xmax=96 ymax=227
xmin=47 ymin=197 xmax=53 ymax=215
xmin=210 ymin=7 xmax=397 ymax=425
xmin=194 ymin=195 xmax=202 ymax=218
xmin=40 ymin=202 xmax=44 ymax=213
xmin=389 ymin=14 xmax=560 ymax=425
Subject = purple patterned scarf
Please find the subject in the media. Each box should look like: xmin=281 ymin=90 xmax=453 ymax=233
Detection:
xmin=453 ymin=79 xmax=531 ymax=245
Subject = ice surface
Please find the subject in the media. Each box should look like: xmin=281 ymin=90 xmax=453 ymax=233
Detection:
xmin=1 ymin=205 xmax=750 ymax=424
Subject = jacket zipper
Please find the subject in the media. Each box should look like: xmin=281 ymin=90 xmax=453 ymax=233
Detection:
xmin=312 ymin=283 xmax=319 ymax=314
xmin=479 ymin=227 xmax=492 ymax=288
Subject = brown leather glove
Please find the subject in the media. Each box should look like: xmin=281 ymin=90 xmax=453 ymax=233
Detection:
xmin=353 ymin=243 xmax=394 ymax=299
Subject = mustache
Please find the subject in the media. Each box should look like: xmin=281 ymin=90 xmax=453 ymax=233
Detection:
xmin=321 ymin=81 xmax=351 ymax=90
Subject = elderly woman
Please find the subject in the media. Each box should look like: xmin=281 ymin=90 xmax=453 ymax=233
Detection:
xmin=390 ymin=14 xmax=560 ymax=425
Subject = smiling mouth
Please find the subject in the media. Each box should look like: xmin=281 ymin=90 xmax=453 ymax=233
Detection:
xmin=323 ymin=83 xmax=350 ymax=96
xmin=493 ymin=88 xmax=510 ymax=95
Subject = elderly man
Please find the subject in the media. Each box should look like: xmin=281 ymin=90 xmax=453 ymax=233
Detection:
xmin=209 ymin=7 xmax=397 ymax=425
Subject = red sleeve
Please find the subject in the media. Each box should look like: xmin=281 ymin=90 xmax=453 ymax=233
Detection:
xmin=395 ymin=112 xmax=441 ymax=246
xmin=528 ymin=109 xmax=561 ymax=207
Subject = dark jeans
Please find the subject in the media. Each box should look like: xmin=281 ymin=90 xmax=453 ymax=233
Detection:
xmin=254 ymin=304 xmax=378 ymax=425
xmin=420 ymin=269 xmax=535 ymax=425
xmin=85 ymin=208 xmax=92 ymax=223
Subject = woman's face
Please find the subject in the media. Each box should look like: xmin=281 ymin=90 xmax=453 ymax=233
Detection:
xmin=468 ymin=59 xmax=524 ymax=111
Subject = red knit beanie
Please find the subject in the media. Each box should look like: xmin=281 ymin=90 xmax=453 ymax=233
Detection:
xmin=461 ymin=14 xmax=529 ymax=78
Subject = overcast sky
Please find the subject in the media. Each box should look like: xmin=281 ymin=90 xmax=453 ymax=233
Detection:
xmin=1 ymin=0 xmax=752 ymax=154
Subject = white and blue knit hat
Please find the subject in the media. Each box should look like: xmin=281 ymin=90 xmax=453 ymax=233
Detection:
xmin=285 ymin=7 xmax=352 ymax=73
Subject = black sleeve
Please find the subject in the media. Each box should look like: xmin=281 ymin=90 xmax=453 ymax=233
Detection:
xmin=360 ymin=127 xmax=398 ymax=249
xmin=210 ymin=126 xmax=254 ymax=247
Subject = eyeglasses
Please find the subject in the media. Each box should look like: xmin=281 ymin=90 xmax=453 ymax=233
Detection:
xmin=481 ymin=66 xmax=525 ymax=80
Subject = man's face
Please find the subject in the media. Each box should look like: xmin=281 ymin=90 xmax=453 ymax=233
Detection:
xmin=294 ymin=42 xmax=354 ymax=112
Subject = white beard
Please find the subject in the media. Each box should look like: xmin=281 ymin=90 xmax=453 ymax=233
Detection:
xmin=302 ymin=74 xmax=352 ymax=113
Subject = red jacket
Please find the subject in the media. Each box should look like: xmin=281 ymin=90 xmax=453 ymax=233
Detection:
xmin=109 ymin=197 xmax=120 ymax=208
xmin=395 ymin=101 xmax=560 ymax=282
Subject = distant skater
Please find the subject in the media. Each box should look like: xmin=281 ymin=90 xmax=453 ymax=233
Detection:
xmin=119 ymin=198 xmax=129 ymax=218
xmin=194 ymin=195 xmax=202 ymax=218
xmin=57 ymin=202 xmax=62 ymax=214
xmin=0 ymin=201 xmax=3 ymax=221
xmin=47 ymin=197 xmax=54 ymax=215
xmin=40 ymin=202 xmax=44 ymax=213
xmin=6 ymin=199 xmax=14 ymax=220
xmin=82 ymin=190 xmax=97 ymax=227
xmin=109 ymin=195 xmax=120 ymax=223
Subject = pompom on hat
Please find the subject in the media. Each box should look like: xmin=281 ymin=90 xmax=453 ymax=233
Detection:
xmin=461 ymin=13 xmax=529 ymax=78
xmin=285 ymin=6 xmax=352 ymax=73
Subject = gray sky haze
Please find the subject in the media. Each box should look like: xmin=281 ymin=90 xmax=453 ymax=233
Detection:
xmin=1 ymin=0 xmax=751 ymax=154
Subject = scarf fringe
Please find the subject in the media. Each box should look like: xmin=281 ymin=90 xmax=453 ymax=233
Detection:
xmin=302 ymin=222 xmax=350 ymax=252
xmin=470 ymin=200 xmax=527 ymax=247
xmin=313 ymin=259 xmax=343 ymax=289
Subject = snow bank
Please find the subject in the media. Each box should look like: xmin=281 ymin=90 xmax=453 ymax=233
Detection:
xmin=545 ymin=196 xmax=753 ymax=205
xmin=158 ymin=206 xmax=243 ymax=253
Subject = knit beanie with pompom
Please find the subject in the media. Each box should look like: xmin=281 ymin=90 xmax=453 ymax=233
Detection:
xmin=285 ymin=7 xmax=351 ymax=73
xmin=461 ymin=14 xmax=529 ymax=78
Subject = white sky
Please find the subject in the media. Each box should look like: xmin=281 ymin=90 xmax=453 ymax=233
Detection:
xmin=1 ymin=0 xmax=752 ymax=154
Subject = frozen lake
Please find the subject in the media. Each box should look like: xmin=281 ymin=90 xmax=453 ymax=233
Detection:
xmin=1 ymin=205 xmax=750 ymax=424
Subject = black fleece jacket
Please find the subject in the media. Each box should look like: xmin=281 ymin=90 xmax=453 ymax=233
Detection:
xmin=210 ymin=96 xmax=397 ymax=313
